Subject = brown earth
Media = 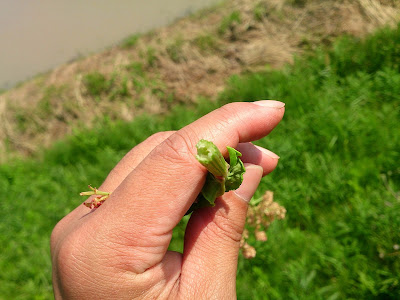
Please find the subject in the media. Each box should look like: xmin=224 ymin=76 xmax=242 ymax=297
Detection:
xmin=0 ymin=0 xmax=399 ymax=162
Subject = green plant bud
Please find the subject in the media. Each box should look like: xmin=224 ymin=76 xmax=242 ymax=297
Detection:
xmin=196 ymin=139 xmax=229 ymax=178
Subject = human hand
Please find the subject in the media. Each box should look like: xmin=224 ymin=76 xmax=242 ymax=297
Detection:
xmin=51 ymin=100 xmax=285 ymax=299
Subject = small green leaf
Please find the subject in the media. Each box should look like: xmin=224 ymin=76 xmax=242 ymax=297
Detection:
xmin=225 ymin=146 xmax=246 ymax=191
xmin=186 ymin=140 xmax=246 ymax=215
xmin=227 ymin=146 xmax=241 ymax=166
xmin=201 ymin=172 xmax=225 ymax=204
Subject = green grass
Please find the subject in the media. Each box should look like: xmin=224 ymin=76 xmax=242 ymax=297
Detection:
xmin=193 ymin=33 xmax=221 ymax=54
xmin=1 ymin=24 xmax=399 ymax=299
xmin=120 ymin=33 xmax=140 ymax=49
xmin=218 ymin=10 xmax=241 ymax=35
xmin=253 ymin=2 xmax=268 ymax=22
xmin=221 ymin=24 xmax=400 ymax=299
xmin=83 ymin=72 xmax=111 ymax=97
xmin=9 ymin=85 xmax=66 ymax=134
xmin=166 ymin=36 xmax=185 ymax=63
xmin=143 ymin=46 xmax=158 ymax=68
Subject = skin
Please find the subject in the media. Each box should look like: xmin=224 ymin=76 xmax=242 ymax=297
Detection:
xmin=51 ymin=100 xmax=285 ymax=299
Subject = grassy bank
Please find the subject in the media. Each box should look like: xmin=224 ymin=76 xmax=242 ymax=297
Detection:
xmin=227 ymin=25 xmax=400 ymax=299
xmin=2 ymin=0 xmax=399 ymax=161
xmin=1 ymin=24 xmax=399 ymax=299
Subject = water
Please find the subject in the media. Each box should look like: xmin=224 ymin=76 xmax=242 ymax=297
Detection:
xmin=0 ymin=0 xmax=220 ymax=89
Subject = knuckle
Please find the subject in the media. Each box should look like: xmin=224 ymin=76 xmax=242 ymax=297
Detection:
xmin=208 ymin=211 xmax=244 ymax=244
xmin=157 ymin=131 xmax=200 ymax=167
xmin=146 ymin=131 xmax=175 ymax=144
xmin=219 ymin=102 xmax=243 ymax=120
xmin=50 ymin=216 xmax=70 ymax=251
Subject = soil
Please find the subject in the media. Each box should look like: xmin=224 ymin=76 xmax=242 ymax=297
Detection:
xmin=0 ymin=0 xmax=399 ymax=162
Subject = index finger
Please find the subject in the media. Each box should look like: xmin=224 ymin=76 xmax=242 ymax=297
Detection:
xmin=104 ymin=101 xmax=284 ymax=221
xmin=94 ymin=101 xmax=284 ymax=269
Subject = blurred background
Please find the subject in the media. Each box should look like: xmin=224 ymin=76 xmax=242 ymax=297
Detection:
xmin=0 ymin=0 xmax=219 ymax=89
xmin=0 ymin=0 xmax=399 ymax=299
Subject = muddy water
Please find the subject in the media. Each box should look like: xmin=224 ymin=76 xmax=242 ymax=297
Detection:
xmin=0 ymin=0 xmax=220 ymax=89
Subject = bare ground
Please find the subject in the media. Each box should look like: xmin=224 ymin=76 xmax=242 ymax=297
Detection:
xmin=0 ymin=0 xmax=399 ymax=162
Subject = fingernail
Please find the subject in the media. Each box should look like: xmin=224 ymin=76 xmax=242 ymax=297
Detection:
xmin=234 ymin=164 xmax=263 ymax=203
xmin=254 ymin=145 xmax=280 ymax=159
xmin=253 ymin=100 xmax=285 ymax=108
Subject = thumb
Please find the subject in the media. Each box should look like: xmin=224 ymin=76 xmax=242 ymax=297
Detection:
xmin=180 ymin=164 xmax=263 ymax=297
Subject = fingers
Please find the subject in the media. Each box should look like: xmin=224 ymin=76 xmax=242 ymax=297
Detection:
xmin=99 ymin=131 xmax=175 ymax=192
xmin=237 ymin=143 xmax=280 ymax=176
xmin=180 ymin=164 xmax=264 ymax=298
xmin=51 ymin=131 xmax=175 ymax=243
xmin=93 ymin=101 xmax=284 ymax=272
xmin=109 ymin=100 xmax=284 ymax=216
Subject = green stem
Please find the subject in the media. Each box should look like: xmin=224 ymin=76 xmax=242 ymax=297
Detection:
xmin=80 ymin=190 xmax=110 ymax=196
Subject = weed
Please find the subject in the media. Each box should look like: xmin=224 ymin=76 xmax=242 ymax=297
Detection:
xmin=61 ymin=100 xmax=80 ymax=119
xmin=218 ymin=10 xmax=241 ymax=35
xmin=134 ymin=95 xmax=145 ymax=107
xmin=14 ymin=112 xmax=28 ymax=133
xmin=166 ymin=37 xmax=185 ymax=63
xmin=285 ymin=0 xmax=309 ymax=7
xmin=120 ymin=34 xmax=140 ymax=49
xmin=37 ymin=97 xmax=52 ymax=116
xmin=109 ymin=76 xmax=130 ymax=100
xmin=166 ymin=93 xmax=175 ymax=104
xmin=126 ymin=61 xmax=145 ymax=77
xmin=118 ymin=77 xmax=129 ymax=97
xmin=253 ymin=2 xmax=268 ymax=21
xmin=132 ymin=77 xmax=146 ymax=93
xmin=151 ymin=87 xmax=164 ymax=98
xmin=83 ymin=72 xmax=111 ymax=97
xmin=193 ymin=34 xmax=220 ymax=53
xmin=6 ymin=85 xmax=66 ymax=140
xmin=37 ymin=85 xmax=65 ymax=117
xmin=145 ymin=47 xmax=158 ymax=68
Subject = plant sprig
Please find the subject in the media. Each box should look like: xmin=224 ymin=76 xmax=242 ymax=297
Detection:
xmin=186 ymin=139 xmax=246 ymax=214
xmin=80 ymin=185 xmax=111 ymax=209
xmin=81 ymin=140 xmax=245 ymax=212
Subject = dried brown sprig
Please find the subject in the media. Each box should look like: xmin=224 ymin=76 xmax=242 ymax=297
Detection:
xmin=240 ymin=190 xmax=286 ymax=259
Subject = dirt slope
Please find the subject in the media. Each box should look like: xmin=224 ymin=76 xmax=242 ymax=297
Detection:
xmin=0 ymin=0 xmax=399 ymax=161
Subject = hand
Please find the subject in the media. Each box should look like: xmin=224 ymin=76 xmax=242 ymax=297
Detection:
xmin=51 ymin=100 xmax=285 ymax=299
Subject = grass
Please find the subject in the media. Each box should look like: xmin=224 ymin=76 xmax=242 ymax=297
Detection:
xmin=120 ymin=33 xmax=140 ymax=49
xmin=83 ymin=72 xmax=111 ymax=97
xmin=9 ymin=85 xmax=66 ymax=134
xmin=285 ymin=0 xmax=309 ymax=7
xmin=221 ymin=24 xmax=400 ymax=299
xmin=253 ymin=2 xmax=268 ymax=22
xmin=218 ymin=10 xmax=241 ymax=35
xmin=83 ymin=71 xmax=133 ymax=101
xmin=1 ymin=24 xmax=399 ymax=299
xmin=193 ymin=33 xmax=221 ymax=54
xmin=143 ymin=46 xmax=158 ymax=68
xmin=166 ymin=36 xmax=185 ymax=63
